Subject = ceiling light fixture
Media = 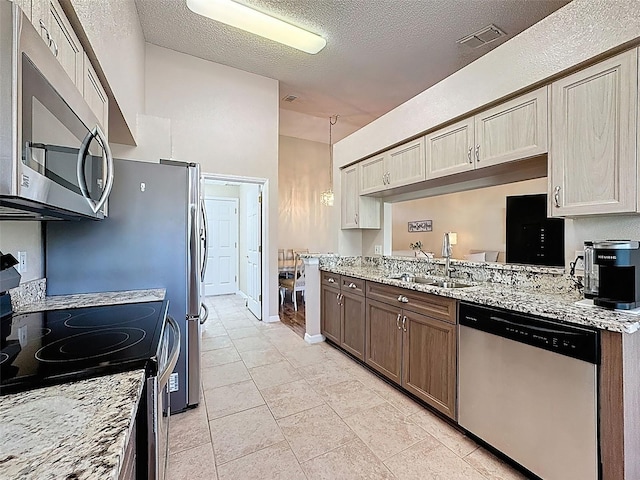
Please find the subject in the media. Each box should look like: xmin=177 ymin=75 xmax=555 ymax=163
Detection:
xmin=186 ymin=0 xmax=327 ymax=54
xmin=320 ymin=115 xmax=339 ymax=207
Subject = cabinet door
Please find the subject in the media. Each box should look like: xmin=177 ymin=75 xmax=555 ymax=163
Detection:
xmin=402 ymin=311 xmax=457 ymax=419
xmin=341 ymin=165 xmax=359 ymax=229
xmin=550 ymin=49 xmax=638 ymax=216
xmin=12 ymin=0 xmax=32 ymax=19
xmin=47 ymin=0 xmax=84 ymax=87
xmin=365 ymin=299 xmax=403 ymax=384
xmin=387 ymin=137 xmax=426 ymax=188
xmin=83 ymin=53 xmax=109 ymax=134
xmin=340 ymin=290 xmax=366 ymax=361
xmin=425 ymin=118 xmax=475 ymax=179
xmin=360 ymin=154 xmax=386 ymax=195
xmin=475 ymin=87 xmax=548 ymax=168
xmin=321 ymin=284 xmax=341 ymax=344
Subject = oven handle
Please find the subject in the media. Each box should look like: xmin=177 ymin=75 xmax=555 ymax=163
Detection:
xmin=76 ymin=125 xmax=114 ymax=214
xmin=159 ymin=316 xmax=181 ymax=389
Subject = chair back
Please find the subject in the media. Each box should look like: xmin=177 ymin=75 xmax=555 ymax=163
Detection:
xmin=293 ymin=251 xmax=306 ymax=286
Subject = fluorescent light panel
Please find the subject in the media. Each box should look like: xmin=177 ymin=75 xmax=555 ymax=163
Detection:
xmin=186 ymin=0 xmax=326 ymax=54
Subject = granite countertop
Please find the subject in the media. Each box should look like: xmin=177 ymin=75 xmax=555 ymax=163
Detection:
xmin=321 ymin=265 xmax=640 ymax=334
xmin=14 ymin=288 xmax=166 ymax=314
xmin=0 ymin=369 xmax=146 ymax=480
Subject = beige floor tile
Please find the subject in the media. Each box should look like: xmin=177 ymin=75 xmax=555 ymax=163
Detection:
xmin=202 ymin=361 xmax=251 ymax=390
xmin=221 ymin=318 xmax=256 ymax=330
xmin=345 ymin=402 xmax=428 ymax=461
xmin=204 ymin=380 xmax=265 ymax=420
xmin=202 ymin=335 xmax=233 ymax=351
xmin=277 ymin=404 xmax=358 ymax=462
xmin=227 ymin=326 xmax=262 ymax=339
xmin=261 ymin=379 xmax=325 ymax=419
xmin=209 ymin=405 xmax=285 ymax=465
xmin=298 ymin=360 xmax=355 ymax=389
xmin=385 ymin=442 xmax=486 ymax=480
xmin=232 ymin=335 xmax=273 ymax=352
xmin=217 ymin=441 xmax=306 ymax=480
xmin=370 ymin=382 xmax=423 ymax=416
xmin=409 ymin=408 xmax=478 ymax=457
xmin=202 ymin=346 xmax=241 ymax=367
xmin=202 ymin=322 xmax=227 ymax=338
xmin=168 ymin=404 xmax=211 ymax=455
xmin=281 ymin=345 xmax=330 ymax=368
xmin=464 ymin=447 xmax=529 ymax=480
xmin=249 ymin=361 xmax=301 ymax=390
xmin=314 ymin=379 xmax=387 ymax=418
xmin=301 ymin=438 xmax=395 ymax=480
xmin=166 ymin=442 xmax=218 ymax=480
xmin=345 ymin=363 xmax=392 ymax=391
xmin=239 ymin=347 xmax=285 ymax=369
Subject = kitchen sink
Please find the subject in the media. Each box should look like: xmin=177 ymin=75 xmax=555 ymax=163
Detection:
xmin=386 ymin=274 xmax=474 ymax=289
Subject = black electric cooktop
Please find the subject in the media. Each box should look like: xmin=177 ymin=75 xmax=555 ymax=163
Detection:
xmin=0 ymin=300 xmax=168 ymax=395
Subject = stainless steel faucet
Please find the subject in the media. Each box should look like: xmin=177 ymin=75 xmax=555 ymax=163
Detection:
xmin=442 ymin=232 xmax=454 ymax=278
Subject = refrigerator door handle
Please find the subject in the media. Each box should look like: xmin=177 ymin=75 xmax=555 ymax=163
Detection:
xmin=199 ymin=303 xmax=209 ymax=325
xmin=200 ymin=199 xmax=208 ymax=283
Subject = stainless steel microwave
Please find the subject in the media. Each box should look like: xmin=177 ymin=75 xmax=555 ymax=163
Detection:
xmin=0 ymin=1 xmax=113 ymax=220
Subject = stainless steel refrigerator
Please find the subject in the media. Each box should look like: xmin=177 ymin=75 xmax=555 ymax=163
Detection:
xmin=45 ymin=158 xmax=208 ymax=413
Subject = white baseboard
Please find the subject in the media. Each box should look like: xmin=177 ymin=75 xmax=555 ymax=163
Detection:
xmin=265 ymin=314 xmax=280 ymax=323
xmin=236 ymin=290 xmax=248 ymax=300
xmin=304 ymin=333 xmax=325 ymax=344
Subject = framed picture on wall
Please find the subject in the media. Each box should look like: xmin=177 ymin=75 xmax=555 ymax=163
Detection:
xmin=408 ymin=220 xmax=432 ymax=232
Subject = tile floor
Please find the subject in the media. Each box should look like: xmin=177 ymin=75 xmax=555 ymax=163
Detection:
xmin=166 ymin=294 xmax=530 ymax=480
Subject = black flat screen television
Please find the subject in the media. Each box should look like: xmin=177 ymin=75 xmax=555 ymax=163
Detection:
xmin=506 ymin=193 xmax=564 ymax=267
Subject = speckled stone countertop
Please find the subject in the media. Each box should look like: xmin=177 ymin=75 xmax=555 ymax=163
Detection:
xmin=321 ymin=264 xmax=640 ymax=334
xmin=0 ymin=369 xmax=146 ymax=480
xmin=14 ymin=288 xmax=166 ymax=314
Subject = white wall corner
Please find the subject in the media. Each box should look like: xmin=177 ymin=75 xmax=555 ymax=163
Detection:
xmin=304 ymin=333 xmax=326 ymax=344
xmin=266 ymin=315 xmax=281 ymax=323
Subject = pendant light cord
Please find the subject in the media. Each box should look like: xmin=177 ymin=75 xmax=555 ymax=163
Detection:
xmin=329 ymin=115 xmax=339 ymax=189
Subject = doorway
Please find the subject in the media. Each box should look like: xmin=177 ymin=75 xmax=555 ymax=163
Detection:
xmin=202 ymin=175 xmax=265 ymax=321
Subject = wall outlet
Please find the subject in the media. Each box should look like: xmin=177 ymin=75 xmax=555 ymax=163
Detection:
xmin=169 ymin=372 xmax=179 ymax=392
xmin=374 ymin=245 xmax=382 ymax=255
xmin=17 ymin=251 xmax=27 ymax=274
xmin=574 ymin=250 xmax=585 ymax=272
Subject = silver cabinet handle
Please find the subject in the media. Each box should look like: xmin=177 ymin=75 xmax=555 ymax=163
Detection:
xmin=336 ymin=293 xmax=340 ymax=304
xmin=400 ymin=296 xmax=409 ymax=303
xmin=159 ymin=316 xmax=181 ymax=389
xmin=200 ymin=199 xmax=208 ymax=282
xmin=382 ymin=173 xmax=386 ymax=185
xmin=51 ymin=39 xmax=58 ymax=58
xmin=199 ymin=303 xmax=209 ymax=325
xmin=397 ymin=295 xmax=403 ymax=302
xmin=554 ymin=186 xmax=561 ymax=208
xmin=396 ymin=313 xmax=402 ymax=330
xmin=402 ymin=315 xmax=407 ymax=332
xmin=354 ymin=213 xmax=358 ymax=225
xmin=475 ymin=145 xmax=480 ymax=162
xmin=76 ymin=125 xmax=114 ymax=214
xmin=39 ymin=19 xmax=51 ymax=44
xmin=327 ymin=277 xmax=336 ymax=283
xmin=467 ymin=147 xmax=472 ymax=163
xmin=348 ymin=282 xmax=357 ymax=289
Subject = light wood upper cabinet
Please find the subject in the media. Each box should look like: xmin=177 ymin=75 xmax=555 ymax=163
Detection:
xmin=359 ymin=138 xmax=426 ymax=194
xmin=475 ymin=87 xmax=548 ymax=168
xmin=83 ymin=53 xmax=109 ymax=133
xmin=426 ymin=88 xmax=547 ymax=180
xmin=425 ymin=118 xmax=475 ymax=179
xmin=549 ymin=49 xmax=638 ymax=216
xmin=341 ymin=164 xmax=381 ymax=229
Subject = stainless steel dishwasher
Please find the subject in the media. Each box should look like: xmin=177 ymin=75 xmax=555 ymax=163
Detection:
xmin=458 ymin=302 xmax=600 ymax=480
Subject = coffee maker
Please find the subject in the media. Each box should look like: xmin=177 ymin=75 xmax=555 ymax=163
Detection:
xmin=588 ymin=240 xmax=640 ymax=310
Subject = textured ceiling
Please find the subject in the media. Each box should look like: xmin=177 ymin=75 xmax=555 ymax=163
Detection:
xmin=134 ymin=0 xmax=570 ymax=140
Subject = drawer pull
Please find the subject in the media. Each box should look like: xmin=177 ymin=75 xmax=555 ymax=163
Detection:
xmin=398 ymin=296 xmax=409 ymax=303
xmin=327 ymin=278 xmax=335 ymax=283
xmin=348 ymin=282 xmax=357 ymax=289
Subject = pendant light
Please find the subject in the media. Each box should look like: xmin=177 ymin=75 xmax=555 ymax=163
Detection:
xmin=320 ymin=115 xmax=339 ymax=206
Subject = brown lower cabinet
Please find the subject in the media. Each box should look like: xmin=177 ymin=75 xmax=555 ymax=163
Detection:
xmin=364 ymin=282 xmax=457 ymax=419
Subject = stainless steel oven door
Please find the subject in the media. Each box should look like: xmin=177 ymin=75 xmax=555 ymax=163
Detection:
xmin=148 ymin=316 xmax=180 ymax=480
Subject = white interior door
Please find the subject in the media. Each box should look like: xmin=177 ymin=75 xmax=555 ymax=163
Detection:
xmin=205 ymin=198 xmax=238 ymax=296
xmin=247 ymin=186 xmax=262 ymax=319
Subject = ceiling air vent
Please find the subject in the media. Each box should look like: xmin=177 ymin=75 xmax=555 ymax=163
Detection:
xmin=282 ymin=95 xmax=298 ymax=102
xmin=457 ymin=24 xmax=506 ymax=48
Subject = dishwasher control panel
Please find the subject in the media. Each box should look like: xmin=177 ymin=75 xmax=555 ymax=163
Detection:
xmin=459 ymin=302 xmax=600 ymax=364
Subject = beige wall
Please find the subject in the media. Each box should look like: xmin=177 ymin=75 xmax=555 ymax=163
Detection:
xmin=392 ymin=178 xmax=547 ymax=261
xmin=279 ymin=135 xmax=336 ymax=253
xmin=144 ymin=44 xmax=280 ymax=321
xmin=0 ymin=222 xmax=43 ymax=283
xmin=333 ymin=0 xmax=640 ymax=261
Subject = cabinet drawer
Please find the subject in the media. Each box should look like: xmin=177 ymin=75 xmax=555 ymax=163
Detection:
xmin=340 ymin=276 xmax=365 ymax=296
xmin=321 ymin=271 xmax=341 ymax=288
xmin=366 ymin=281 xmax=456 ymax=324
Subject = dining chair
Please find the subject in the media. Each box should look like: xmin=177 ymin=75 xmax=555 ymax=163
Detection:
xmin=279 ymin=252 xmax=306 ymax=310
